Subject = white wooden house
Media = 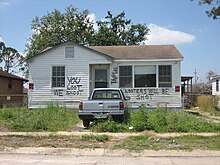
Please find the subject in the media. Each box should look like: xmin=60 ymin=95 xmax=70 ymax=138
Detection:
xmin=210 ymin=75 xmax=220 ymax=96
xmin=27 ymin=41 xmax=184 ymax=109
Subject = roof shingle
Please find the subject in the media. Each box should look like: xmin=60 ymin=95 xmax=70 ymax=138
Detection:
xmin=0 ymin=70 xmax=28 ymax=81
xmin=89 ymin=45 xmax=183 ymax=60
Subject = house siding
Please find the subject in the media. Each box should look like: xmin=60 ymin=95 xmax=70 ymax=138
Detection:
xmin=110 ymin=61 xmax=182 ymax=108
xmin=211 ymin=78 xmax=220 ymax=96
xmin=28 ymin=42 xmax=182 ymax=109
xmin=0 ymin=75 xmax=26 ymax=107
xmin=28 ymin=43 xmax=111 ymax=108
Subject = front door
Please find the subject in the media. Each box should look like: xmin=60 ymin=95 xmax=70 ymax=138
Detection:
xmin=95 ymin=69 xmax=108 ymax=88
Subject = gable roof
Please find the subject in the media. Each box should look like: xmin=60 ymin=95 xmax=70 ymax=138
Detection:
xmin=27 ymin=41 xmax=183 ymax=62
xmin=89 ymin=45 xmax=183 ymax=60
xmin=27 ymin=41 xmax=113 ymax=62
xmin=0 ymin=70 xmax=28 ymax=81
xmin=210 ymin=75 xmax=220 ymax=82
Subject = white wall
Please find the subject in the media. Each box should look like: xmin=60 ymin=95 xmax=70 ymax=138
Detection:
xmin=109 ymin=60 xmax=182 ymax=108
xmin=212 ymin=78 xmax=220 ymax=96
xmin=28 ymin=43 xmax=111 ymax=108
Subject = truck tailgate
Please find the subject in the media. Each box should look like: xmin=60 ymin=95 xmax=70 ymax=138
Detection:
xmin=82 ymin=100 xmax=121 ymax=112
xmin=82 ymin=100 xmax=104 ymax=112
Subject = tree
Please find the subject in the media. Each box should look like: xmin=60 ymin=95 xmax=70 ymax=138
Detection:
xmin=0 ymin=41 xmax=24 ymax=73
xmin=91 ymin=11 xmax=149 ymax=46
xmin=26 ymin=6 xmax=149 ymax=57
xmin=192 ymin=0 xmax=220 ymax=19
xmin=206 ymin=70 xmax=217 ymax=81
xmin=26 ymin=5 xmax=94 ymax=58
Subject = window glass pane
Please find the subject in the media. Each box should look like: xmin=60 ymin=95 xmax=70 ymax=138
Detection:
xmin=119 ymin=66 xmax=132 ymax=88
xmin=159 ymin=65 xmax=172 ymax=87
xmin=134 ymin=65 xmax=156 ymax=87
xmin=65 ymin=47 xmax=74 ymax=58
xmin=95 ymin=70 xmax=107 ymax=82
xmin=52 ymin=66 xmax=65 ymax=88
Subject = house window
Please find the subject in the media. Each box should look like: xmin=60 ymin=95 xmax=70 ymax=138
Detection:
xmin=8 ymin=79 xmax=12 ymax=89
xmin=65 ymin=47 xmax=74 ymax=58
xmin=119 ymin=66 xmax=132 ymax=88
xmin=216 ymin=80 xmax=219 ymax=92
xmin=134 ymin=65 xmax=156 ymax=87
xmin=159 ymin=65 xmax=172 ymax=87
xmin=52 ymin=66 xmax=65 ymax=88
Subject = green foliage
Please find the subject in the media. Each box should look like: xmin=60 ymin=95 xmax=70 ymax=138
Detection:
xmin=192 ymin=0 xmax=220 ymax=19
xmin=26 ymin=5 xmax=94 ymax=58
xmin=0 ymin=105 xmax=79 ymax=132
xmin=81 ymin=134 xmax=109 ymax=142
xmin=130 ymin=109 xmax=220 ymax=133
xmin=91 ymin=108 xmax=220 ymax=133
xmin=0 ymin=41 xmax=25 ymax=73
xmin=26 ymin=6 xmax=149 ymax=58
xmin=114 ymin=134 xmax=220 ymax=151
xmin=91 ymin=119 xmax=128 ymax=132
xmin=91 ymin=11 xmax=149 ymax=46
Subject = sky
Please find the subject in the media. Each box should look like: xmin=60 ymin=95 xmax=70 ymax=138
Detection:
xmin=0 ymin=0 xmax=219 ymax=82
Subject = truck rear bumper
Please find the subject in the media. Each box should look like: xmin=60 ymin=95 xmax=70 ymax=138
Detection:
xmin=78 ymin=111 xmax=124 ymax=121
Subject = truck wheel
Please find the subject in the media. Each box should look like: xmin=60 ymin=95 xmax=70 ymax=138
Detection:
xmin=83 ymin=120 xmax=90 ymax=128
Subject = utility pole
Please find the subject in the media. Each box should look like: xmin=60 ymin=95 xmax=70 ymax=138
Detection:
xmin=194 ymin=68 xmax=198 ymax=84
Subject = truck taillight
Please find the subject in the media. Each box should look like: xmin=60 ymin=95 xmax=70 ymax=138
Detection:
xmin=79 ymin=102 xmax=83 ymax=110
xmin=119 ymin=102 xmax=124 ymax=110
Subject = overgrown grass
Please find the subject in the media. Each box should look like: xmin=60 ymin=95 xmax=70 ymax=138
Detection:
xmin=197 ymin=95 xmax=213 ymax=112
xmin=113 ymin=134 xmax=220 ymax=151
xmin=0 ymin=105 xmax=79 ymax=132
xmin=91 ymin=108 xmax=220 ymax=133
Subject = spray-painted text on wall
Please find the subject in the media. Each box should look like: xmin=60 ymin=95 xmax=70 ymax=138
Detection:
xmin=53 ymin=76 xmax=84 ymax=96
xmin=123 ymin=88 xmax=170 ymax=100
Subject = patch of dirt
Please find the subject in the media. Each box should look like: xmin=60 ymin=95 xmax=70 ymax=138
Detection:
xmin=0 ymin=135 xmax=121 ymax=151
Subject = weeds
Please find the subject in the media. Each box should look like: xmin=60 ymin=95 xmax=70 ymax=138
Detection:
xmin=81 ymin=134 xmax=109 ymax=142
xmin=91 ymin=108 xmax=220 ymax=133
xmin=0 ymin=105 xmax=79 ymax=132
xmin=113 ymin=134 xmax=220 ymax=151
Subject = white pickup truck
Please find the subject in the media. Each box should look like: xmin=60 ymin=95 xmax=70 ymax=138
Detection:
xmin=78 ymin=88 xmax=129 ymax=128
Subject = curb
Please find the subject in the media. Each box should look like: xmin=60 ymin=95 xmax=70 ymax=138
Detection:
xmin=1 ymin=147 xmax=220 ymax=157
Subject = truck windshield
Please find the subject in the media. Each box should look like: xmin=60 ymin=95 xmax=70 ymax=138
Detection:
xmin=92 ymin=90 xmax=121 ymax=99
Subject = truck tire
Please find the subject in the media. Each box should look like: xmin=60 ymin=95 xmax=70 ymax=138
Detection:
xmin=83 ymin=120 xmax=90 ymax=128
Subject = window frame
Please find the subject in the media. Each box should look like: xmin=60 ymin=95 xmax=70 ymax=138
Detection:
xmin=158 ymin=65 xmax=172 ymax=87
xmin=134 ymin=65 xmax=156 ymax=87
xmin=119 ymin=65 xmax=132 ymax=88
xmin=119 ymin=64 xmax=173 ymax=88
xmin=51 ymin=66 xmax=65 ymax=88
xmin=216 ymin=79 xmax=219 ymax=92
xmin=65 ymin=47 xmax=74 ymax=59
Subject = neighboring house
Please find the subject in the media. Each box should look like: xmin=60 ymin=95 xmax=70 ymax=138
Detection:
xmin=27 ymin=41 xmax=184 ymax=109
xmin=0 ymin=70 xmax=28 ymax=107
xmin=210 ymin=75 xmax=220 ymax=96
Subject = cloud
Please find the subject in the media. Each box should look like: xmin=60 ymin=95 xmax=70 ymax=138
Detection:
xmin=87 ymin=13 xmax=98 ymax=31
xmin=0 ymin=1 xmax=10 ymax=9
xmin=145 ymin=24 xmax=195 ymax=45
xmin=0 ymin=35 xmax=3 ymax=42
